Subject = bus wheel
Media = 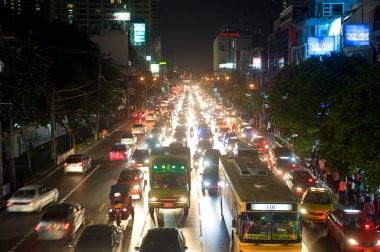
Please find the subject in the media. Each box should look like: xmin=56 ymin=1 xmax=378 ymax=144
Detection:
xmin=149 ymin=207 xmax=154 ymax=217
xmin=184 ymin=207 xmax=189 ymax=216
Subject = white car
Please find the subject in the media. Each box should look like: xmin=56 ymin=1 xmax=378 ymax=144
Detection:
xmin=146 ymin=113 xmax=156 ymax=122
xmin=132 ymin=124 xmax=147 ymax=135
xmin=121 ymin=133 xmax=137 ymax=146
xmin=63 ymin=154 xmax=92 ymax=174
xmin=7 ymin=185 xmax=59 ymax=213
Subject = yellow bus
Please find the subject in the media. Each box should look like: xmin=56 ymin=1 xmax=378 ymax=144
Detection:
xmin=219 ymin=155 xmax=302 ymax=252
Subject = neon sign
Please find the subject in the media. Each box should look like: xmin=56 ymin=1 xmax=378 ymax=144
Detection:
xmin=219 ymin=32 xmax=240 ymax=37
xmin=344 ymin=24 xmax=370 ymax=47
xmin=307 ymin=36 xmax=335 ymax=56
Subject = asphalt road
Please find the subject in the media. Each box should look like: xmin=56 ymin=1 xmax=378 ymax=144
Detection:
xmin=0 ymin=116 xmax=343 ymax=252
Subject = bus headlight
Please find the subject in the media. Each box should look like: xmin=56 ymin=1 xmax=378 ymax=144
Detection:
xmin=149 ymin=197 xmax=158 ymax=202
xmin=348 ymin=238 xmax=358 ymax=245
xmin=179 ymin=197 xmax=188 ymax=202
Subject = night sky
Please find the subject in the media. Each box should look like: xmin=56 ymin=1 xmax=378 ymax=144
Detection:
xmin=160 ymin=0 xmax=272 ymax=73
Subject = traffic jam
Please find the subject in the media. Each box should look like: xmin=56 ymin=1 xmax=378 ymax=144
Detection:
xmin=4 ymin=84 xmax=380 ymax=252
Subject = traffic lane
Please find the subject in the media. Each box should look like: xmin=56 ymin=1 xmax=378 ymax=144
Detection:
xmin=302 ymin=222 xmax=341 ymax=252
xmin=14 ymin=158 xmax=133 ymax=252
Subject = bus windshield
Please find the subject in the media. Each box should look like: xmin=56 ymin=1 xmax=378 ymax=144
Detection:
xmin=152 ymin=173 xmax=187 ymax=189
xmin=240 ymin=212 xmax=301 ymax=243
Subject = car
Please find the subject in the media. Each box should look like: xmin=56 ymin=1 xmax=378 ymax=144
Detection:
xmin=121 ymin=133 xmax=137 ymax=146
xmin=232 ymin=142 xmax=259 ymax=158
xmin=144 ymin=137 xmax=162 ymax=150
xmin=199 ymin=149 xmax=221 ymax=193
xmin=268 ymin=146 xmax=298 ymax=176
xmin=223 ymin=131 xmax=238 ymax=146
xmin=241 ymin=126 xmax=256 ymax=139
xmin=283 ymin=168 xmax=317 ymax=197
xmin=238 ymin=122 xmax=250 ymax=134
xmin=300 ymin=187 xmax=334 ymax=222
xmin=251 ymin=135 xmax=269 ymax=152
xmin=214 ymin=117 xmax=226 ymax=130
xmin=135 ymin=227 xmax=188 ymax=252
xmin=7 ymin=185 xmax=59 ymax=213
xmin=174 ymin=125 xmax=187 ymax=133
xmin=195 ymin=139 xmax=214 ymax=157
xmin=63 ymin=154 xmax=92 ymax=174
xmin=70 ymin=224 xmax=123 ymax=252
xmin=109 ymin=143 xmax=131 ymax=161
xmin=217 ymin=126 xmax=230 ymax=141
xmin=197 ymin=127 xmax=213 ymax=142
xmin=131 ymin=149 xmax=150 ymax=169
xmin=326 ymin=209 xmax=380 ymax=252
xmin=149 ymin=127 xmax=165 ymax=141
xmin=224 ymin=108 xmax=235 ymax=117
xmin=146 ymin=112 xmax=156 ymax=122
xmin=35 ymin=202 xmax=86 ymax=241
xmin=132 ymin=123 xmax=147 ymax=135
xmin=117 ymin=168 xmax=146 ymax=199
xmin=224 ymin=136 xmax=240 ymax=154
xmin=173 ymin=131 xmax=188 ymax=146
xmin=176 ymin=117 xmax=188 ymax=128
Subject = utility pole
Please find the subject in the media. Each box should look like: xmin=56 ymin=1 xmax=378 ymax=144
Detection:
xmin=0 ymin=110 xmax=3 ymax=198
xmin=9 ymin=102 xmax=15 ymax=191
xmin=50 ymin=94 xmax=56 ymax=166
xmin=94 ymin=53 xmax=102 ymax=141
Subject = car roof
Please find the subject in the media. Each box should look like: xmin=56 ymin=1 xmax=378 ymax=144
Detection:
xmin=18 ymin=185 xmax=42 ymax=190
xmin=145 ymin=227 xmax=181 ymax=237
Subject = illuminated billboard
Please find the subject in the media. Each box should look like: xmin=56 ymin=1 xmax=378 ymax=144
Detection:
xmin=132 ymin=23 xmax=145 ymax=44
xmin=150 ymin=64 xmax=159 ymax=74
xmin=307 ymin=36 xmax=335 ymax=56
xmin=344 ymin=24 xmax=370 ymax=47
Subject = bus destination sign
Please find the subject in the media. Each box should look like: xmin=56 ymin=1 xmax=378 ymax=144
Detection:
xmin=247 ymin=203 xmax=294 ymax=211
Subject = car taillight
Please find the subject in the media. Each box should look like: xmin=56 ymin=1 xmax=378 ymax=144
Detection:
xmin=291 ymin=163 xmax=296 ymax=168
xmin=64 ymin=162 xmax=68 ymax=166
xmin=308 ymin=178 xmax=314 ymax=182
xmin=28 ymin=201 xmax=34 ymax=205
xmin=124 ymin=151 xmax=127 ymax=155
xmin=63 ymin=223 xmax=70 ymax=230
xmin=35 ymin=224 xmax=41 ymax=231
xmin=134 ymin=176 xmax=138 ymax=180
xmin=6 ymin=202 xmax=13 ymax=207
xmin=78 ymin=162 xmax=83 ymax=166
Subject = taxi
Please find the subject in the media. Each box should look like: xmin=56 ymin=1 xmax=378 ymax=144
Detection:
xmin=326 ymin=209 xmax=380 ymax=252
xmin=300 ymin=187 xmax=334 ymax=222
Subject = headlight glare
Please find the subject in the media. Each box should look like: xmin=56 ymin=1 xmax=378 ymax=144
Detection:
xmin=348 ymin=238 xmax=358 ymax=245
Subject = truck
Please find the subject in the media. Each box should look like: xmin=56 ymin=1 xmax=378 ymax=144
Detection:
xmin=148 ymin=146 xmax=191 ymax=216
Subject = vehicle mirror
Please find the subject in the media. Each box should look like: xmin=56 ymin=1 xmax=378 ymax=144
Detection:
xmin=232 ymin=218 xmax=237 ymax=228
xmin=68 ymin=244 xmax=75 ymax=248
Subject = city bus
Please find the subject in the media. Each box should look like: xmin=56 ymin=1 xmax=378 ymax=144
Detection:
xmin=148 ymin=146 xmax=191 ymax=217
xmin=219 ymin=155 xmax=302 ymax=252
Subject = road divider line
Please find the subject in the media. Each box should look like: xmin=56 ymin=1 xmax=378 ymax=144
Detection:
xmin=98 ymin=203 xmax=105 ymax=213
xmin=139 ymin=219 xmax=147 ymax=238
xmin=199 ymin=219 xmax=203 ymax=236
xmin=198 ymin=201 xmax=201 ymax=216
xmin=59 ymin=165 xmax=101 ymax=203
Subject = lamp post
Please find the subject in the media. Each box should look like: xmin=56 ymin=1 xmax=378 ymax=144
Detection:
xmin=140 ymin=77 xmax=147 ymax=110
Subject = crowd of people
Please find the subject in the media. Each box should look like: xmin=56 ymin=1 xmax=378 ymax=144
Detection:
xmin=309 ymin=153 xmax=379 ymax=223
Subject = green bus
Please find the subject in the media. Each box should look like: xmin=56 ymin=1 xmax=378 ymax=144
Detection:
xmin=148 ymin=146 xmax=191 ymax=216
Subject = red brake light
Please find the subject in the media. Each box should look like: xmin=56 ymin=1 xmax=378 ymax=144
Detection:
xmin=292 ymin=164 xmax=296 ymax=168
xmin=35 ymin=224 xmax=41 ymax=231
xmin=6 ymin=202 xmax=13 ymax=207
xmin=63 ymin=223 xmax=70 ymax=230
xmin=134 ymin=176 xmax=138 ymax=180
xmin=28 ymin=201 xmax=34 ymax=205
xmin=308 ymin=178 xmax=313 ymax=182
xmin=79 ymin=162 xmax=83 ymax=166
xmin=64 ymin=162 xmax=68 ymax=166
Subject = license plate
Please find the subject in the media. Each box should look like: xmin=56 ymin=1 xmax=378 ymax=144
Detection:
xmin=164 ymin=203 xmax=173 ymax=207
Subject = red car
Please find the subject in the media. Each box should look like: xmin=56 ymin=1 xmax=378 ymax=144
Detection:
xmin=109 ymin=143 xmax=131 ymax=161
xmin=251 ymin=136 xmax=269 ymax=152
xmin=326 ymin=209 xmax=380 ymax=252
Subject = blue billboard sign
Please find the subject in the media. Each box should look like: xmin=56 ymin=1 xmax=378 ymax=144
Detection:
xmin=344 ymin=24 xmax=370 ymax=47
xmin=133 ymin=23 xmax=145 ymax=44
xmin=307 ymin=36 xmax=335 ymax=56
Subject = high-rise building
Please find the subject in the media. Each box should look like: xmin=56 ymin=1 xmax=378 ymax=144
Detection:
xmin=1 ymin=0 xmax=54 ymax=20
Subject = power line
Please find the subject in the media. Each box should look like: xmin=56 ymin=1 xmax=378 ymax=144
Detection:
xmin=56 ymin=78 xmax=98 ymax=93
xmin=55 ymin=89 xmax=98 ymax=102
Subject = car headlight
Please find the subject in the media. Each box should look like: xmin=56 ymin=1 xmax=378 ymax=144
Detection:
xmin=149 ymin=134 xmax=153 ymax=138
xmin=203 ymin=181 xmax=210 ymax=186
xmin=347 ymin=238 xmax=359 ymax=245
xmin=300 ymin=208 xmax=307 ymax=214
xmin=277 ymin=170 xmax=283 ymax=174
xmin=197 ymin=149 xmax=202 ymax=153
xmin=173 ymin=138 xmax=177 ymax=141
xmin=227 ymin=146 xmax=233 ymax=151
xmin=265 ymin=144 xmax=269 ymax=149
xmin=179 ymin=197 xmax=188 ymax=202
xmin=149 ymin=197 xmax=158 ymax=202
xmin=296 ymin=187 xmax=302 ymax=192
xmin=183 ymin=138 xmax=186 ymax=141
xmin=144 ymin=143 xmax=148 ymax=147
xmin=131 ymin=160 xmax=136 ymax=163
xmin=291 ymin=157 xmax=296 ymax=162
xmin=133 ymin=185 xmax=140 ymax=190
xmin=199 ymin=137 xmax=203 ymax=140
xmin=144 ymin=159 xmax=149 ymax=163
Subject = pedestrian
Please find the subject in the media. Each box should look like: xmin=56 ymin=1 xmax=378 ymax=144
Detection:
xmin=358 ymin=193 xmax=365 ymax=210
xmin=373 ymin=195 xmax=379 ymax=223
xmin=348 ymin=178 xmax=356 ymax=205
xmin=40 ymin=144 xmax=47 ymax=159
xmin=339 ymin=178 xmax=346 ymax=203
xmin=355 ymin=169 xmax=362 ymax=183
xmin=101 ymin=129 xmax=108 ymax=139
xmin=346 ymin=178 xmax=353 ymax=205
xmin=332 ymin=170 xmax=339 ymax=193
xmin=362 ymin=196 xmax=376 ymax=222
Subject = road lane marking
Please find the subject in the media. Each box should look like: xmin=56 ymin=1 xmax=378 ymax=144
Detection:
xmin=98 ymin=203 xmax=105 ymax=213
xmin=199 ymin=219 xmax=203 ymax=236
xmin=139 ymin=219 xmax=147 ymax=237
xmin=59 ymin=164 xmax=101 ymax=203
xmin=9 ymin=164 xmax=101 ymax=252
xmin=198 ymin=201 xmax=201 ymax=216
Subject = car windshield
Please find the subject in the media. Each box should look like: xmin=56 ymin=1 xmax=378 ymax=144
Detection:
xmin=76 ymin=234 xmax=112 ymax=250
xmin=303 ymin=193 xmax=331 ymax=204
xmin=152 ymin=174 xmax=187 ymax=189
xmin=122 ymin=134 xmax=133 ymax=138
xmin=14 ymin=189 xmax=35 ymax=198
xmin=111 ymin=145 xmax=126 ymax=152
xmin=66 ymin=156 xmax=82 ymax=163
xmin=119 ymin=172 xmax=139 ymax=181
xmin=238 ymin=150 xmax=257 ymax=157
xmin=275 ymin=148 xmax=292 ymax=157
xmin=41 ymin=206 xmax=68 ymax=221
xmin=140 ymin=238 xmax=181 ymax=252
xmin=344 ymin=216 xmax=375 ymax=230
xmin=133 ymin=150 xmax=148 ymax=159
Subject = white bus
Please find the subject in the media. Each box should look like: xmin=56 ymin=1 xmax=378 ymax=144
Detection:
xmin=219 ymin=155 xmax=302 ymax=252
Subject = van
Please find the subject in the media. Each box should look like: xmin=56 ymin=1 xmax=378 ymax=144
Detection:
xmin=232 ymin=142 xmax=259 ymax=158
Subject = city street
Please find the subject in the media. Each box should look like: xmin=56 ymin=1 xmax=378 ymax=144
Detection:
xmin=0 ymin=117 xmax=342 ymax=252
